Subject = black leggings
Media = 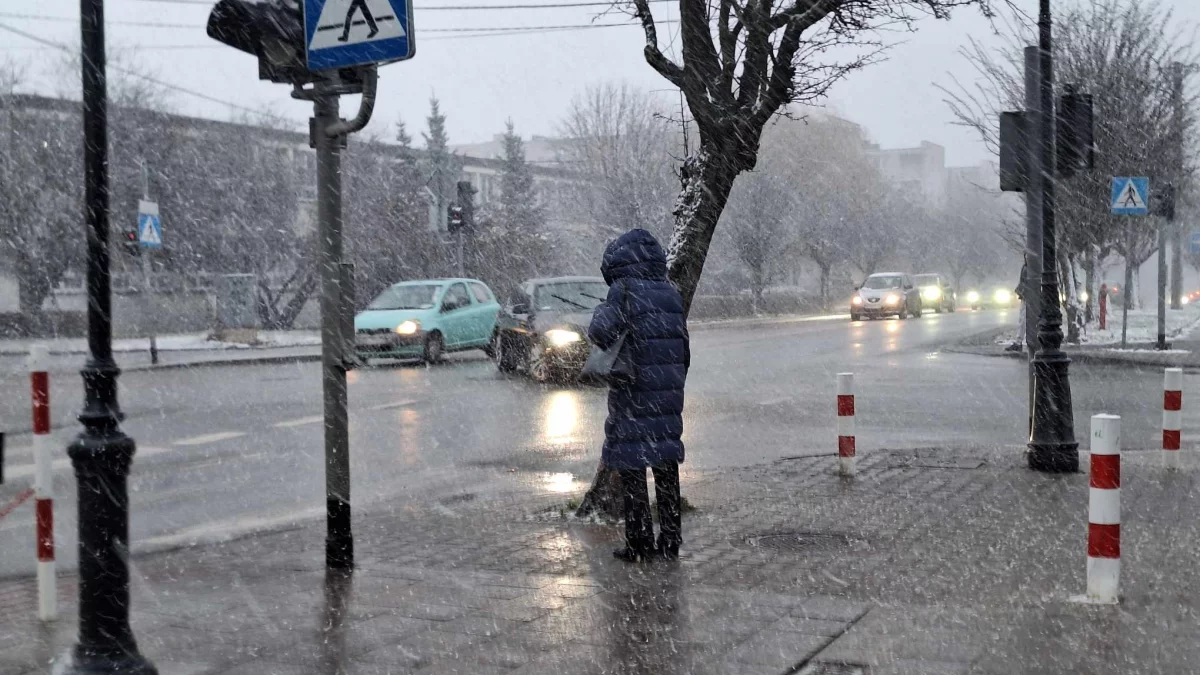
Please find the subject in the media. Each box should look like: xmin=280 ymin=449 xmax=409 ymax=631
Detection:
xmin=618 ymin=461 xmax=682 ymax=554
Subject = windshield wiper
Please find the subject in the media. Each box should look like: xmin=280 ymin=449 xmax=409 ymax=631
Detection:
xmin=550 ymin=294 xmax=589 ymax=310
xmin=580 ymin=292 xmax=606 ymax=303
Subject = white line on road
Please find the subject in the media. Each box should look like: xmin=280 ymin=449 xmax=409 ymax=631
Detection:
xmin=272 ymin=415 xmax=324 ymax=428
xmin=368 ymin=399 xmax=417 ymax=411
xmin=137 ymin=506 xmax=325 ymax=550
xmin=172 ymin=431 xmax=247 ymax=447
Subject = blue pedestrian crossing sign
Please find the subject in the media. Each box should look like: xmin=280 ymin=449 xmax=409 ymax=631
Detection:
xmin=304 ymin=0 xmax=414 ymax=71
xmin=137 ymin=200 xmax=163 ymax=248
xmin=1111 ymin=177 xmax=1150 ymax=216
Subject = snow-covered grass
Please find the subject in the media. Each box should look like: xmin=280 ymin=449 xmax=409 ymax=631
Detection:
xmin=1081 ymin=303 xmax=1200 ymax=346
xmin=991 ymin=303 xmax=1200 ymax=348
xmin=0 ymin=330 xmax=321 ymax=355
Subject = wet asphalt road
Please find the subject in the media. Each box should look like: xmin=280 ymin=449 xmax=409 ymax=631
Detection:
xmin=0 ymin=308 xmax=1193 ymax=578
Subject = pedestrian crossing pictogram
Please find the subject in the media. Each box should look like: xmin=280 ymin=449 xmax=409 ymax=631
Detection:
xmin=308 ymin=0 xmax=405 ymax=51
xmin=1110 ymin=177 xmax=1149 ymax=216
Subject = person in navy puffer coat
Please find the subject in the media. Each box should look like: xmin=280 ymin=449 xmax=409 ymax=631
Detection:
xmin=588 ymin=228 xmax=690 ymax=562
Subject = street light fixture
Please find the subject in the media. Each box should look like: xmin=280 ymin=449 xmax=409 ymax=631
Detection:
xmin=58 ymin=0 xmax=158 ymax=673
xmin=1028 ymin=0 xmax=1079 ymax=473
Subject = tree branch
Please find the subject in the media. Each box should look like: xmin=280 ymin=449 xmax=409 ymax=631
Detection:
xmin=631 ymin=0 xmax=686 ymax=87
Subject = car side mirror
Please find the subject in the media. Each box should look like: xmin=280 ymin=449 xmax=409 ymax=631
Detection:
xmin=512 ymin=302 xmax=530 ymax=315
xmin=854 ymin=285 xmax=861 ymax=291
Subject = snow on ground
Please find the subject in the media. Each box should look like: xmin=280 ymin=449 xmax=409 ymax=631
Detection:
xmin=993 ymin=303 xmax=1200 ymax=348
xmin=0 ymin=330 xmax=321 ymax=355
xmin=1082 ymin=303 xmax=1200 ymax=346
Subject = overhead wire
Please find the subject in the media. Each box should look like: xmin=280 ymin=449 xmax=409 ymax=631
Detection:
xmin=0 ymin=22 xmax=263 ymax=114
xmin=127 ymin=0 xmax=670 ymax=9
xmin=0 ymin=11 xmax=668 ymax=35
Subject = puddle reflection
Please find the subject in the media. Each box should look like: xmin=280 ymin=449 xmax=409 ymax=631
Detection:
xmin=543 ymin=390 xmax=581 ymax=445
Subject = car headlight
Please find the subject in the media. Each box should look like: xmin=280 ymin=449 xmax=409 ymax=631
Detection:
xmin=851 ymin=296 xmax=863 ymax=306
xmin=1079 ymin=291 xmax=1090 ymax=303
xmin=966 ymin=290 xmax=981 ymax=304
xmin=1184 ymin=296 xmax=1191 ymax=305
xmin=395 ymin=320 xmax=421 ymax=335
xmin=922 ymin=287 xmax=941 ymax=302
xmin=884 ymin=293 xmax=901 ymax=306
xmin=545 ymin=329 xmax=582 ymax=348
xmin=993 ymin=289 xmax=1013 ymax=305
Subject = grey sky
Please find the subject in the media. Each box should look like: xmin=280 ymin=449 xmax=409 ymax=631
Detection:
xmin=3 ymin=0 xmax=1197 ymax=166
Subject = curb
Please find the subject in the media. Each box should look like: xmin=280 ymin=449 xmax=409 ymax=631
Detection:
xmin=123 ymin=351 xmax=322 ymax=373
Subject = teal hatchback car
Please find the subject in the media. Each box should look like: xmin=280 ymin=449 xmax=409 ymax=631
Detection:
xmin=354 ymin=278 xmax=500 ymax=364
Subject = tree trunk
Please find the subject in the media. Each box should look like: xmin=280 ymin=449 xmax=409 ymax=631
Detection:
xmin=1084 ymin=245 xmax=1096 ymax=325
xmin=818 ymin=262 xmax=831 ymax=311
xmin=574 ymin=461 xmax=623 ymax=521
xmin=665 ymin=149 xmax=740 ymax=316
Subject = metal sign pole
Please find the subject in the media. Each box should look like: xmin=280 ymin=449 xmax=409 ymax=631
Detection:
xmin=140 ymin=161 xmax=158 ymax=365
xmin=313 ymin=92 xmax=353 ymax=571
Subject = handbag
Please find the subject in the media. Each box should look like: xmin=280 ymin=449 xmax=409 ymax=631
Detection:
xmin=581 ymin=283 xmax=636 ymax=385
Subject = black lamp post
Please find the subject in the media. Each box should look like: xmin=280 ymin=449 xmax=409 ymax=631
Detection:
xmin=1028 ymin=0 xmax=1079 ymax=473
xmin=59 ymin=0 xmax=158 ymax=672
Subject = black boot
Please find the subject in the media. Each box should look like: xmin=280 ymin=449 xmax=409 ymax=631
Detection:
xmin=612 ymin=546 xmax=652 ymax=563
xmin=617 ymin=467 xmax=655 ymax=563
xmin=652 ymin=462 xmax=682 ymax=560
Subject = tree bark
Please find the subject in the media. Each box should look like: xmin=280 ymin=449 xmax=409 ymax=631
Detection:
xmin=574 ymin=461 xmax=623 ymax=521
xmin=665 ymin=149 xmax=740 ymax=317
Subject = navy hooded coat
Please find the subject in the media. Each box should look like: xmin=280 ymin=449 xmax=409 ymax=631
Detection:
xmin=588 ymin=229 xmax=690 ymax=470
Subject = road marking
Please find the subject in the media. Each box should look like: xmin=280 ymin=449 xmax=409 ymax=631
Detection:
xmin=369 ymin=399 xmax=417 ymax=411
xmin=1 ymin=446 xmax=173 ymax=483
xmin=172 ymin=431 xmax=246 ymax=447
xmin=272 ymin=415 xmax=324 ymax=429
xmin=138 ymin=506 xmax=325 ymax=550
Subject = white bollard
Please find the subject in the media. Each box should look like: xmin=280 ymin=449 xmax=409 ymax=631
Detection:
xmin=29 ymin=344 xmax=55 ymax=621
xmin=1163 ymin=367 xmax=1182 ymax=469
xmin=837 ymin=373 xmax=855 ymax=476
xmin=1087 ymin=414 xmax=1121 ymax=604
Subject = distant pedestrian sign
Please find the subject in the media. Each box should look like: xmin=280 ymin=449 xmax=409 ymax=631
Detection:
xmin=137 ymin=200 xmax=162 ymax=248
xmin=304 ymin=0 xmax=414 ymax=71
xmin=1190 ymin=232 xmax=1200 ymax=256
xmin=1111 ymin=177 xmax=1150 ymax=216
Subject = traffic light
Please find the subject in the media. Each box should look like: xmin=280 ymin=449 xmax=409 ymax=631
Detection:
xmin=448 ymin=205 xmax=465 ymax=233
xmin=121 ymin=227 xmax=140 ymax=256
xmin=206 ymin=0 xmax=310 ymax=84
xmin=1153 ymin=183 xmax=1177 ymax=221
xmin=1057 ymin=84 xmax=1095 ymax=179
xmin=999 ymin=111 xmax=1029 ymax=192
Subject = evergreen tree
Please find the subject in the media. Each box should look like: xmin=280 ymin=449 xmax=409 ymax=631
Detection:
xmin=497 ymin=120 xmax=543 ymax=231
xmin=421 ymin=97 xmax=459 ymax=221
xmin=472 ymin=120 xmax=551 ymax=293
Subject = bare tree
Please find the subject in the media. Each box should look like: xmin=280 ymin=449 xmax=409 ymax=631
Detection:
xmin=558 ymin=82 xmax=678 ymax=244
xmin=628 ymin=0 xmax=996 ymax=314
xmin=721 ymin=172 xmax=793 ymax=310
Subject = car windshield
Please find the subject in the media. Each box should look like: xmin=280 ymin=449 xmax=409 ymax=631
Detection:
xmin=863 ymin=276 xmax=904 ymax=290
xmin=914 ymin=275 xmax=940 ymax=287
xmin=534 ymin=282 xmax=609 ymax=312
xmin=366 ymin=284 xmax=441 ymax=311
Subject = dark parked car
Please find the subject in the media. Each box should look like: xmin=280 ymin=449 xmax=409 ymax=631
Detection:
xmin=495 ymin=276 xmax=608 ymax=381
xmin=913 ymin=273 xmax=956 ymax=313
xmin=850 ymin=273 xmax=923 ymax=321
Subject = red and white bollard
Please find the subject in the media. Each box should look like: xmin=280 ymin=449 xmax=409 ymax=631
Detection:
xmin=837 ymin=373 xmax=855 ymax=476
xmin=29 ymin=344 xmax=55 ymax=621
xmin=1087 ymin=414 xmax=1120 ymax=604
xmin=1163 ymin=367 xmax=1183 ymax=470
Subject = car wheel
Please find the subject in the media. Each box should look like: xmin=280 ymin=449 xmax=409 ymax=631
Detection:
xmin=934 ymin=306 xmax=942 ymax=314
xmin=528 ymin=342 xmax=553 ymax=383
xmin=496 ymin=334 xmax=519 ymax=373
xmin=898 ymin=304 xmax=908 ymax=320
xmin=850 ymin=313 xmax=861 ymax=322
xmin=423 ymin=332 xmax=444 ymax=364
xmin=482 ymin=331 xmax=497 ymax=359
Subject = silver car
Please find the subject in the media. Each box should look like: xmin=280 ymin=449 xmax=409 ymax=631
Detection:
xmin=850 ymin=273 xmax=923 ymax=320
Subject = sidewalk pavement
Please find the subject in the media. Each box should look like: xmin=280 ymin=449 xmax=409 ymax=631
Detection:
xmin=3 ymin=444 xmax=1199 ymax=674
